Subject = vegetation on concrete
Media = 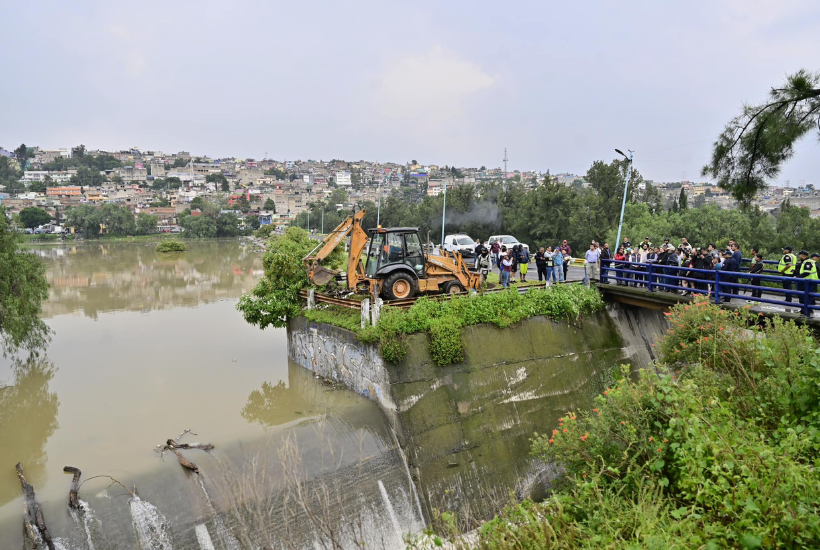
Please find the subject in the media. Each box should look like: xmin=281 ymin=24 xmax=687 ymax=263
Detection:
xmin=446 ymin=298 xmax=820 ymax=549
xmin=0 ymin=207 xmax=51 ymax=356
xmin=155 ymin=240 xmax=186 ymax=253
xmin=238 ymin=226 xmax=345 ymax=330
xmin=359 ymin=284 xmax=604 ymax=366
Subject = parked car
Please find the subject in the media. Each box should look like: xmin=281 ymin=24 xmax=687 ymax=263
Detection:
xmin=442 ymin=234 xmax=477 ymax=259
xmin=487 ymin=235 xmax=529 ymax=253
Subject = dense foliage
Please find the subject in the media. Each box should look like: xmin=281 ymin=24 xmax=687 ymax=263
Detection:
xmin=18 ymin=207 xmax=52 ymax=229
xmin=238 ymin=227 xmax=344 ymax=329
xmin=179 ymin=205 xmax=245 ymax=238
xmin=65 ymin=203 xmax=136 ymax=237
xmin=0 ymin=207 xmax=51 ymax=356
xmin=358 ymin=285 xmax=604 ymax=366
xmin=155 ymin=240 xmax=186 ymax=253
xmin=294 ymin=169 xmax=819 ymax=260
xmin=468 ymin=298 xmax=820 ymax=549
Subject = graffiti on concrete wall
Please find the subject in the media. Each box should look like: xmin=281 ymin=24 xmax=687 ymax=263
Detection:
xmin=288 ymin=324 xmax=396 ymax=411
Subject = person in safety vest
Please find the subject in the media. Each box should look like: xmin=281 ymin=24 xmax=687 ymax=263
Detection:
xmin=797 ymin=251 xmax=819 ymax=314
xmin=779 ymin=246 xmax=798 ymax=304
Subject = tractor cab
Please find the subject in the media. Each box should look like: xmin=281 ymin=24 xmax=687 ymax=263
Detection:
xmin=365 ymin=228 xmax=426 ymax=278
xmin=364 ymin=228 xmax=426 ymax=299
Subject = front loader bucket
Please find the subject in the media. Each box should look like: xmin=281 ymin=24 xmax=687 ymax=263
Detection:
xmin=310 ymin=265 xmax=339 ymax=286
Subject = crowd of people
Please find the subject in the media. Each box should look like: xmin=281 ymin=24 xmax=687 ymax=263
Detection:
xmin=472 ymin=239 xmax=572 ymax=289
xmin=468 ymin=236 xmax=820 ymax=314
xmin=589 ymin=236 xmax=820 ymax=314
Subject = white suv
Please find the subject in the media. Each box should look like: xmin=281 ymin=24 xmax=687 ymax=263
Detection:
xmin=487 ymin=235 xmax=529 ymax=253
xmin=442 ymin=234 xmax=477 ymax=259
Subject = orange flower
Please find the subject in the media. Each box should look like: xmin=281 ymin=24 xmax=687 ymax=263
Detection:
xmin=580 ymin=433 xmax=588 ymax=441
xmin=663 ymin=438 xmax=669 ymax=443
xmin=656 ymin=448 xmax=662 ymax=452
xmin=592 ymin=409 xmax=598 ymax=413
xmin=620 ymin=421 xmax=625 ymax=425
xmin=563 ymin=428 xmax=568 ymax=433
xmin=649 ymin=437 xmax=653 ymax=442
xmin=548 ymin=439 xmax=553 ymax=444
xmin=603 ymin=391 xmax=608 ymax=395
xmin=553 ymin=429 xmax=558 ymax=435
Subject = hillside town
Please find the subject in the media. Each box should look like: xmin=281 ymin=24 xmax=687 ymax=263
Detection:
xmin=1 ymin=144 xmax=819 ymax=235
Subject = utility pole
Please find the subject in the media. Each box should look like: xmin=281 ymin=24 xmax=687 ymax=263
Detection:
xmin=503 ymin=148 xmax=508 ymax=186
xmin=321 ymin=210 xmax=324 ymax=235
xmin=440 ymin=179 xmax=448 ymax=247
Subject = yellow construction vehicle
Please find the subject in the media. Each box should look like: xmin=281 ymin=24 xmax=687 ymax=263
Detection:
xmin=304 ymin=209 xmax=480 ymax=300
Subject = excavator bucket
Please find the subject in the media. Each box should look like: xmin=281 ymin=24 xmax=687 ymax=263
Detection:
xmin=309 ymin=265 xmax=339 ymax=286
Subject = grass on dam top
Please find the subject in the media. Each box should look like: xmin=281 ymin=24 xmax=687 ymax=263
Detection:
xmin=301 ymin=284 xmax=604 ymax=366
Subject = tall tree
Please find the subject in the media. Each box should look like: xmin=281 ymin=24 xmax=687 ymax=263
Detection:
xmin=703 ymin=69 xmax=820 ymax=204
xmin=0 ymin=207 xmax=51 ymax=355
xmin=679 ymin=188 xmax=688 ymax=210
xmin=263 ymin=198 xmax=276 ymax=212
xmin=18 ymin=207 xmax=52 ymax=229
xmin=71 ymin=144 xmax=86 ymax=158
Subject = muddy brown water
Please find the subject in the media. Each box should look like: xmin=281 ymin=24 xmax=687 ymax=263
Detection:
xmin=0 ymin=241 xmax=423 ymax=549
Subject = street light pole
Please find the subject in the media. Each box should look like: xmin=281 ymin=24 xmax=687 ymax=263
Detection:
xmin=321 ymin=210 xmax=324 ymax=235
xmin=441 ymin=181 xmax=447 ymax=247
xmin=377 ymin=176 xmax=382 ymax=226
xmin=614 ymin=149 xmax=634 ymax=250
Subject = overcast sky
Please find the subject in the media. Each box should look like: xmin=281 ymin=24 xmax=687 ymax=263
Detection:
xmin=2 ymin=0 xmax=819 ymax=184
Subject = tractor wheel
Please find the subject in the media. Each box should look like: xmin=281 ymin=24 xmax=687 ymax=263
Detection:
xmin=384 ymin=272 xmax=416 ymax=300
xmin=443 ymin=281 xmax=465 ymax=295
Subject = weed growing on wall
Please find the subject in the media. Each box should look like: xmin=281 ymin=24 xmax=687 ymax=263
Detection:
xmin=359 ymin=284 xmax=604 ymax=366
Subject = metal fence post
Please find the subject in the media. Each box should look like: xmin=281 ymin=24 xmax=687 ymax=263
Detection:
xmin=647 ymin=263 xmax=654 ymax=292
xmin=802 ymin=280 xmax=811 ymax=317
xmin=714 ymin=271 xmax=721 ymax=305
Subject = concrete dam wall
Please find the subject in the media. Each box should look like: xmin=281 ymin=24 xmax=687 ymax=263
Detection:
xmin=287 ymin=303 xmax=668 ymax=521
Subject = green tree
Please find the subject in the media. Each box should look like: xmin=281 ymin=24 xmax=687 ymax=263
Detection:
xmin=679 ymin=187 xmax=688 ymax=210
xmin=237 ymin=227 xmax=314 ymax=329
xmin=236 ymin=194 xmax=251 ymax=214
xmin=263 ymin=198 xmax=276 ymax=212
xmin=165 ymin=176 xmax=182 ymax=189
xmin=18 ymin=207 xmax=52 ymax=229
xmin=585 ymin=158 xmax=644 ymax=229
xmin=190 ymin=196 xmax=206 ymax=211
xmin=221 ymin=179 xmax=230 ymax=192
xmin=70 ymin=166 xmax=104 ymax=187
xmin=0 ymin=208 xmax=51 ymax=355
xmin=71 ymin=144 xmax=86 ymax=158
xmin=136 ymin=213 xmax=158 ymax=235
xmin=205 ymin=172 xmax=229 ymax=188
xmin=703 ymin=69 xmax=820 ymax=203
xmin=171 ymin=158 xmax=188 ymax=168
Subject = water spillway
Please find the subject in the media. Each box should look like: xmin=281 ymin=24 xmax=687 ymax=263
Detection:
xmin=287 ymin=303 xmax=668 ymax=522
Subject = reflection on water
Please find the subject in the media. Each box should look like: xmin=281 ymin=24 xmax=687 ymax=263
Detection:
xmin=0 ymin=242 xmax=421 ymax=548
xmin=32 ymin=240 xmax=263 ymax=319
xmin=0 ymin=355 xmax=59 ymax=508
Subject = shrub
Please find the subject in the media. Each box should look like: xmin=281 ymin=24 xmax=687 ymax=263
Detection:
xmin=467 ymin=297 xmax=820 ymax=549
xmin=155 ymin=240 xmax=186 ymax=253
xmin=365 ymin=285 xmax=604 ymax=365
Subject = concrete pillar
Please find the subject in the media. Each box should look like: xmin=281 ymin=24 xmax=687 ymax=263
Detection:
xmin=372 ymin=297 xmax=383 ymax=326
xmin=307 ymin=288 xmax=315 ymax=310
xmin=361 ymin=299 xmax=370 ymax=328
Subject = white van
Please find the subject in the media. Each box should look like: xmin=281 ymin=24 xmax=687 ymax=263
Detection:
xmin=442 ymin=234 xmax=477 ymax=259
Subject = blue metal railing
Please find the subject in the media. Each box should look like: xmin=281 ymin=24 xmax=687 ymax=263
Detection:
xmin=599 ymin=259 xmax=819 ymax=318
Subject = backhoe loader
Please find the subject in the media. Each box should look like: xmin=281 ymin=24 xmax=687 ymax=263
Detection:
xmin=303 ymin=209 xmax=479 ymax=300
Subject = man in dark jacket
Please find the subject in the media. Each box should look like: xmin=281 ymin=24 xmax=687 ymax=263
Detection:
xmin=721 ymin=249 xmax=739 ymax=302
xmin=600 ymin=243 xmax=611 ymax=283
xmin=534 ymin=247 xmax=548 ymax=282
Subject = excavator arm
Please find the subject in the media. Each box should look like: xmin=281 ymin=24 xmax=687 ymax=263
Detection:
xmin=303 ymin=209 xmax=369 ymax=288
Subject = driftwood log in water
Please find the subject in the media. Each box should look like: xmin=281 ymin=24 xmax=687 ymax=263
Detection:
xmin=63 ymin=466 xmax=82 ymax=510
xmin=166 ymin=439 xmax=215 ymax=451
xmin=157 ymin=437 xmax=214 ymax=473
xmin=16 ymin=462 xmax=56 ymax=550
